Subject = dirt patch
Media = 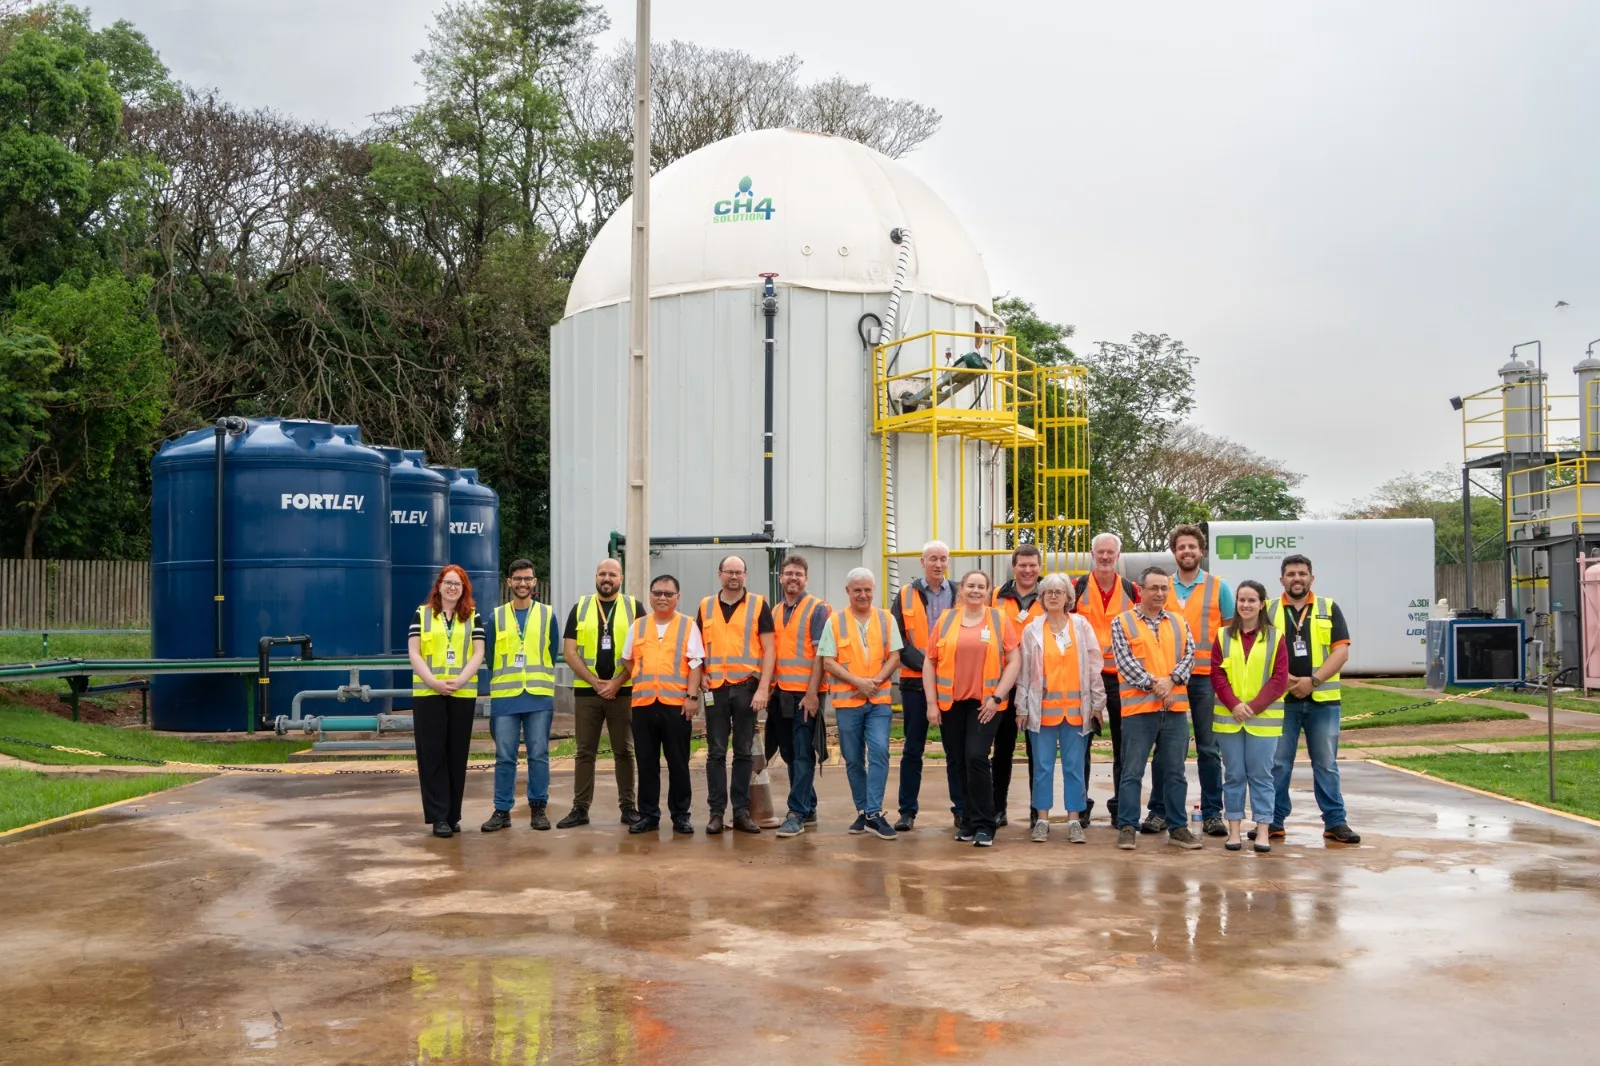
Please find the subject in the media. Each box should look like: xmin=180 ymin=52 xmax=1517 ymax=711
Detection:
xmin=1 ymin=687 xmax=146 ymax=727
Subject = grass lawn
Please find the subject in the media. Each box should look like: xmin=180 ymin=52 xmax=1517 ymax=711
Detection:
xmin=1362 ymin=677 xmax=1600 ymax=715
xmin=1386 ymin=749 xmax=1600 ymax=821
xmin=0 ymin=700 xmax=311 ymax=766
xmin=0 ymin=631 xmax=152 ymax=694
xmin=1344 ymin=731 xmax=1600 ymax=748
xmin=0 ymin=768 xmax=202 ymax=833
xmin=1337 ymin=686 xmax=1524 ymax=730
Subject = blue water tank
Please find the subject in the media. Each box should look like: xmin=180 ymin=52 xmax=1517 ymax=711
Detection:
xmin=150 ymin=419 xmax=392 ymax=730
xmin=374 ymin=447 xmax=449 ymax=710
xmin=434 ymin=467 xmax=501 ymax=695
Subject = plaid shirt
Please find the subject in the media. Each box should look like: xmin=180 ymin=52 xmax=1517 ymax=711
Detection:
xmin=1109 ymin=609 xmax=1195 ymax=691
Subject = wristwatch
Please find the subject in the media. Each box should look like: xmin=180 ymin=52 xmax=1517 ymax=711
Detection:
xmin=1310 ymin=676 xmax=1323 ymax=689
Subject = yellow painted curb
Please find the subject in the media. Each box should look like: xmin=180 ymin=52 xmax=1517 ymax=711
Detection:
xmin=1367 ymin=759 xmax=1600 ymax=829
xmin=0 ymin=773 xmax=215 ymax=841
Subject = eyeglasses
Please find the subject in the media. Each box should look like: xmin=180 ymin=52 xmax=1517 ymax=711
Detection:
xmin=719 ymin=569 xmax=745 ymax=575
xmin=439 ymin=581 xmax=463 ymax=589
xmin=650 ymin=590 xmax=676 ymax=598
xmin=509 ymin=577 xmax=536 ymax=584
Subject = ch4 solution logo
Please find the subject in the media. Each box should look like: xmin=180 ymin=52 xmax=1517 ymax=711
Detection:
xmin=713 ymin=176 xmax=774 ymax=223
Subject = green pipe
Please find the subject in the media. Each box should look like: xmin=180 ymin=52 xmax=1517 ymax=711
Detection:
xmin=314 ymin=716 xmax=382 ymax=732
xmin=0 ymin=656 xmax=408 ymax=681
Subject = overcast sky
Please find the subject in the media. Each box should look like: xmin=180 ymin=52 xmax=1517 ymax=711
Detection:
xmin=86 ymin=0 xmax=1600 ymax=512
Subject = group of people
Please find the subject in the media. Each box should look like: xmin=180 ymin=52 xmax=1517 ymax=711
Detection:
xmin=404 ymin=525 xmax=1361 ymax=851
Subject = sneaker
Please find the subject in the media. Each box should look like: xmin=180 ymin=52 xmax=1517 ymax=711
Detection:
xmin=619 ymin=808 xmax=641 ymax=826
xmin=1167 ymin=826 xmax=1203 ymax=850
xmin=556 ymin=808 xmax=589 ymax=829
xmin=529 ymin=803 xmax=551 ymax=831
xmin=974 ymin=831 xmax=994 ymax=847
xmin=803 ymin=815 xmax=818 ymax=828
xmin=1117 ymin=826 xmax=1137 ymax=850
xmin=1323 ymin=824 xmax=1362 ymax=844
xmin=1066 ymin=821 xmax=1087 ymax=844
xmin=1030 ymin=820 xmax=1050 ymax=843
xmin=893 ymin=813 xmax=916 ymax=832
xmin=480 ymin=809 xmax=511 ymax=832
xmin=433 ymin=820 xmax=454 ymax=838
xmin=1202 ymin=815 xmax=1228 ymax=838
xmin=848 ymin=813 xmax=868 ymax=835
xmin=1138 ymin=813 xmax=1167 ymax=835
xmin=1080 ymin=798 xmax=1095 ymax=829
xmin=955 ymin=825 xmax=976 ymax=843
xmin=865 ymin=813 xmax=897 ymax=840
xmin=775 ymin=813 xmax=805 ymax=838
xmin=996 ymin=811 xmax=1009 ymax=828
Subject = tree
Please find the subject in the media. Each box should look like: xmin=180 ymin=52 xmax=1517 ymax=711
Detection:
xmin=0 ymin=327 xmax=59 ymax=473
xmin=994 ymin=295 xmax=1075 ymax=366
xmin=1341 ymin=467 xmax=1501 ymax=565
xmin=1211 ymin=474 xmax=1305 ymax=521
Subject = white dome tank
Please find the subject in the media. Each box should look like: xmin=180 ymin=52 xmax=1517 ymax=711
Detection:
xmin=552 ymin=127 xmax=1001 ymax=614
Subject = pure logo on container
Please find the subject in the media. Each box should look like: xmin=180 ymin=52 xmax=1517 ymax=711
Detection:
xmin=1215 ymin=534 xmax=1299 ymax=561
xmin=712 ymin=175 xmax=774 ymax=223
xmin=282 ymin=493 xmax=365 ymax=512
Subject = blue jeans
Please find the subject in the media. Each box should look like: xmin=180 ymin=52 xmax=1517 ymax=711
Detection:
xmin=1030 ymin=722 xmax=1089 ymax=812
xmin=1273 ymin=699 xmax=1347 ymax=827
xmin=1117 ymin=710 xmax=1189 ymax=830
xmin=1218 ymin=728 xmax=1276 ymax=823
xmin=1148 ymin=673 xmax=1222 ymax=821
xmin=770 ymin=688 xmax=818 ymax=819
xmin=491 ymin=708 xmax=552 ymax=811
xmin=836 ymin=702 xmax=892 ymax=816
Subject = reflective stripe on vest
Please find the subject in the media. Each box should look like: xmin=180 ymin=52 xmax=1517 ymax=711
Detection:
xmin=932 ymin=607 xmax=1006 ymax=712
xmin=1116 ymin=609 xmax=1191 ymax=716
xmin=700 ymin=593 xmax=765 ymax=688
xmin=489 ymin=602 xmax=556 ymax=698
xmin=1266 ymin=596 xmax=1342 ymax=701
xmin=898 ymin=585 xmax=930 ymax=681
xmin=1214 ymin=625 xmax=1284 ymax=736
xmin=1040 ymin=621 xmax=1086 ymax=727
xmin=775 ymin=595 xmax=824 ymax=692
xmin=573 ymin=594 xmax=639 ymax=690
xmin=629 ymin=614 xmax=691 ymax=708
xmin=412 ymin=607 xmax=476 ymax=698
xmin=1075 ymin=575 xmax=1129 ymax=674
xmin=828 ymin=608 xmax=894 ymax=708
xmin=1178 ymin=573 xmax=1224 ymax=674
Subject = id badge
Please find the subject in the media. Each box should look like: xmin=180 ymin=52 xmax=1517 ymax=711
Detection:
xmin=704 ymin=689 xmax=715 ymax=707
xmin=980 ymin=628 xmax=991 ymax=642
xmin=1016 ymin=610 xmax=1028 ymax=622
xmin=600 ymin=633 xmax=613 ymax=651
xmin=1292 ymin=637 xmax=1309 ymax=658
xmin=513 ymin=653 xmax=526 ymax=668
xmin=445 ymin=649 xmax=457 ymax=666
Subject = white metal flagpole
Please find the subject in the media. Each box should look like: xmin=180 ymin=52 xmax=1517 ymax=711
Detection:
xmin=624 ymin=0 xmax=651 ymax=604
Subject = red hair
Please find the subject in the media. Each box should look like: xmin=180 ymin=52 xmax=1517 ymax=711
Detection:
xmin=428 ymin=565 xmax=476 ymax=618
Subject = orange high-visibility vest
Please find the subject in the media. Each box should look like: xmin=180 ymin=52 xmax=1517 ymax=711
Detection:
xmin=1075 ymin=574 xmax=1131 ymax=674
xmin=1116 ymin=609 xmax=1191 ymax=716
xmin=932 ymin=607 xmax=1007 ymax=712
xmin=994 ymin=586 xmax=1046 ymax=629
xmin=1176 ymin=573 xmax=1225 ymax=675
xmin=897 ymin=584 xmax=933 ymax=683
xmin=1040 ymin=621 xmax=1087 ymax=727
xmin=827 ymin=608 xmax=894 ymax=708
xmin=698 ymin=592 xmax=767 ymax=689
xmin=629 ymin=613 xmax=692 ymax=708
xmin=773 ymin=594 xmax=825 ymax=693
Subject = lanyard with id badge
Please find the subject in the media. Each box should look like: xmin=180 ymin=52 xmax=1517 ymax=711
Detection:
xmin=512 ymin=607 xmax=527 ymax=669
xmin=444 ymin=615 xmax=458 ymax=668
xmin=1291 ymin=603 xmax=1311 ymax=659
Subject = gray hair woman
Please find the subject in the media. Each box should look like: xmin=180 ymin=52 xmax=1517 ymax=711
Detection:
xmin=1014 ymin=573 xmax=1106 ymax=843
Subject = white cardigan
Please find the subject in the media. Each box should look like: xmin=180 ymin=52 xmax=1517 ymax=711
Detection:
xmin=1015 ymin=613 xmax=1108 ymax=734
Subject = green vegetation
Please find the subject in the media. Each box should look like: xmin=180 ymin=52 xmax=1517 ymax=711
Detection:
xmin=1335 ymin=686 xmax=1523 ymax=730
xmin=1344 ymin=731 xmax=1600 ymax=748
xmin=0 ymin=769 xmax=201 ymax=832
xmin=0 ymin=700 xmax=310 ymax=765
xmin=0 ymin=631 xmax=152 ymax=695
xmin=1362 ymin=678 xmax=1600 ymax=715
xmin=1387 ymin=749 xmax=1600 ymax=822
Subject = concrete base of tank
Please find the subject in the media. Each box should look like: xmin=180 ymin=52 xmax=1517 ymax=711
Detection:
xmin=2 ymin=760 xmax=1597 ymax=1065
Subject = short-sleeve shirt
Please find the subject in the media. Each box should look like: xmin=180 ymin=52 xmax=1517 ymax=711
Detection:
xmin=562 ymin=596 xmax=641 ymax=682
xmin=409 ymin=607 xmax=486 ymax=643
xmin=1280 ymin=599 xmax=1351 ymax=678
xmin=927 ymin=614 xmax=1020 ymax=702
xmin=816 ymin=611 xmax=905 ymax=658
xmin=620 ymin=616 xmax=706 ymax=668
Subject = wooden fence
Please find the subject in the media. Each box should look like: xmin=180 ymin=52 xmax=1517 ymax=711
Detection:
xmin=0 ymin=559 xmax=150 ymax=629
xmin=1434 ymin=561 xmax=1506 ymax=613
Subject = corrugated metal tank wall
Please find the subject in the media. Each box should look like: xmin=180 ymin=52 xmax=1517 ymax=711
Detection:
xmin=552 ymin=285 xmax=992 ymax=615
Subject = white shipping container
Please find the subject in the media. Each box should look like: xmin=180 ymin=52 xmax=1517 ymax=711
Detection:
xmin=1206 ymin=519 xmax=1435 ymax=675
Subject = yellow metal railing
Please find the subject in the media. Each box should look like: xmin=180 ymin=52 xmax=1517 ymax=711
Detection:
xmin=872 ymin=330 xmax=1091 ymax=594
xmin=1503 ymin=453 xmax=1600 ymax=541
xmin=1459 ymin=385 xmax=1576 ymax=460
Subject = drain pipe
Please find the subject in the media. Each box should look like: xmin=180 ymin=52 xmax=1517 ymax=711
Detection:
xmin=879 ymin=229 xmax=912 ymax=593
xmin=760 ymin=272 xmax=781 ymax=599
xmin=212 ymin=417 xmax=246 ymax=656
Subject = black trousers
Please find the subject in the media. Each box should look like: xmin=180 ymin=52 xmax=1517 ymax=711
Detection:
xmin=991 ymin=705 xmax=1033 ymax=813
xmin=414 ymin=694 xmax=475 ymax=825
xmin=1089 ymin=674 xmax=1124 ymax=813
xmin=704 ymin=678 xmax=757 ymax=815
xmin=632 ymin=700 xmax=693 ymax=822
xmin=941 ymin=698 xmax=1001 ymax=835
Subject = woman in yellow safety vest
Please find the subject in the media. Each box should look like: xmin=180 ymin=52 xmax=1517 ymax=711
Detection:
xmin=1210 ymin=580 xmax=1288 ymax=853
xmin=408 ymin=564 xmax=486 ymax=838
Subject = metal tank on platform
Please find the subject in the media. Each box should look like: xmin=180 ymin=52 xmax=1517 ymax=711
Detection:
xmin=374 ymin=448 xmax=450 ymax=710
xmin=432 ymin=466 xmax=501 ymax=696
xmin=149 ymin=419 xmax=392 ymax=731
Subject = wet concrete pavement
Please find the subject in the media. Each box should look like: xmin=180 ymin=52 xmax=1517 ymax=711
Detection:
xmin=2 ymin=759 xmax=1598 ymax=1065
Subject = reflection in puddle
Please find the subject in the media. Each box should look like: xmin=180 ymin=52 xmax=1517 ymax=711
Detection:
xmin=851 ymin=1009 xmax=1011 ymax=1064
xmin=411 ymin=958 xmax=668 ymax=1064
